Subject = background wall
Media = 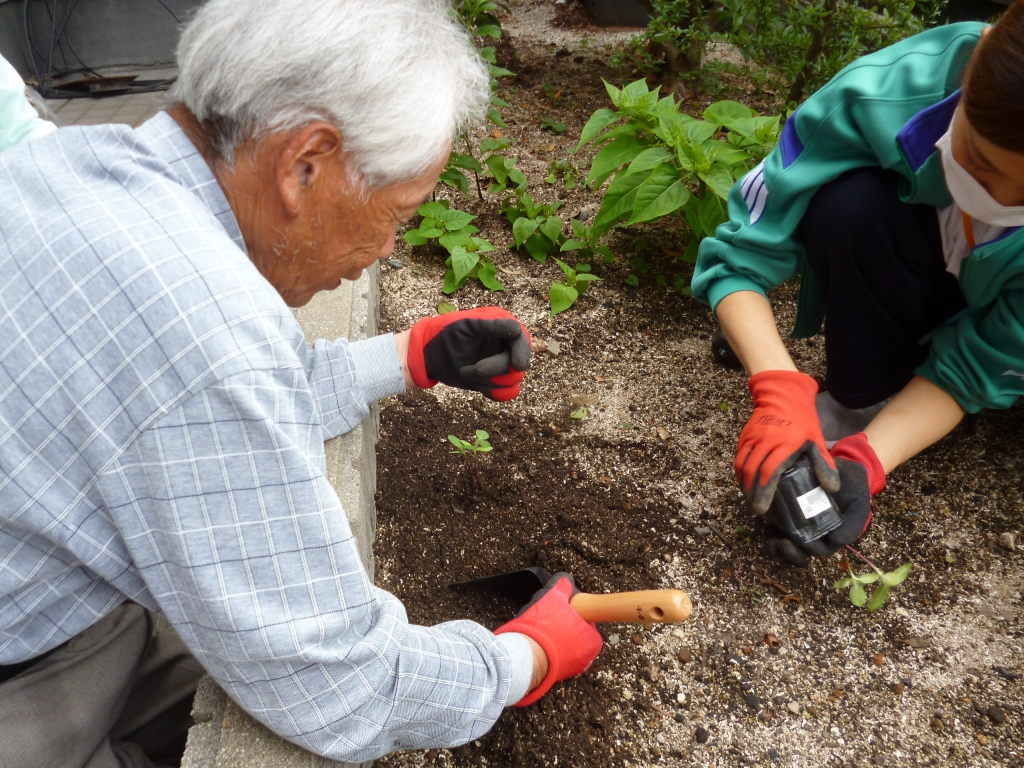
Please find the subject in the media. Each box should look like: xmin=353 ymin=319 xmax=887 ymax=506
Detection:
xmin=0 ymin=0 xmax=200 ymax=80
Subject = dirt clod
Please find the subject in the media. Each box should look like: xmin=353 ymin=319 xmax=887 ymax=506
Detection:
xmin=989 ymin=705 xmax=1007 ymax=724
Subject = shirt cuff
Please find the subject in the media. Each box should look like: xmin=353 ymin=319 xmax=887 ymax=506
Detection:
xmin=496 ymin=632 xmax=533 ymax=706
xmin=348 ymin=334 xmax=406 ymax=404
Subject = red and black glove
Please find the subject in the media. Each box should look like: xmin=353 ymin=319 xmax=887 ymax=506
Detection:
xmin=766 ymin=432 xmax=886 ymax=566
xmin=408 ymin=307 xmax=531 ymax=401
xmin=494 ymin=572 xmax=603 ymax=707
xmin=736 ymin=370 xmax=839 ymax=514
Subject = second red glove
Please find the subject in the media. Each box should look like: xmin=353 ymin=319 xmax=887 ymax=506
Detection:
xmin=494 ymin=572 xmax=603 ymax=706
xmin=736 ymin=370 xmax=838 ymax=514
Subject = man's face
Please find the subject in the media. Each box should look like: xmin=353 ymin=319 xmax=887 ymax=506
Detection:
xmin=952 ymin=105 xmax=1024 ymax=209
xmin=262 ymin=150 xmax=445 ymax=307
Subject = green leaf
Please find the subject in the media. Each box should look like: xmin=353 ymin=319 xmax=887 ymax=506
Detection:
xmin=592 ymin=169 xmax=649 ymax=236
xmin=857 ymin=572 xmax=881 ymax=585
xmin=620 ymin=78 xmax=651 ymax=105
xmin=945 ymin=550 xmax=955 ymax=563
xmin=450 ymin=247 xmax=480 ymax=282
xmin=550 ymin=282 xmax=579 ymax=315
xmin=476 ymin=429 xmax=489 ymax=440
xmin=595 ymin=245 xmax=614 ymax=263
xmin=697 ymin=193 xmax=727 ymax=238
xmin=628 ymin=170 xmax=691 ymax=225
xmin=881 ymin=563 xmax=913 ymax=587
xmin=683 ymin=120 xmax=719 ymax=144
xmin=587 ymin=136 xmax=645 ymax=188
xmin=602 ymin=79 xmax=622 ymax=108
xmin=625 ymin=273 xmax=639 ymax=287
xmin=512 ymin=217 xmax=539 ymax=247
xmin=486 ymin=106 xmax=507 ymax=128
xmin=490 ymin=65 xmax=514 ymax=78
xmin=833 ymin=578 xmax=852 ymax=589
xmin=574 ymin=272 xmax=601 ymax=293
xmin=437 ymin=301 xmax=458 ymax=314
xmin=553 ymin=257 xmax=574 ymax=278
xmin=702 ymin=100 xmax=754 ymax=129
xmin=440 ymin=168 xmax=470 ymax=196
xmin=560 ymin=239 xmax=585 ymax=252
xmin=442 ymin=268 xmax=469 ymax=294
xmin=525 ymin=232 xmax=554 ymax=263
xmin=570 ymin=406 xmax=589 ymax=419
xmin=440 ymin=209 xmax=476 ymax=231
xmin=404 ymin=230 xmax=430 ymax=246
xmin=478 ymin=46 xmax=497 ymax=64
xmin=476 ymin=23 xmax=501 ymax=38
xmin=850 ymin=581 xmax=867 ymax=607
xmin=698 ymin=168 xmax=736 ymax=200
xmin=447 ymin=152 xmax=484 ymax=173
xmin=418 ymin=200 xmax=449 ymax=217
xmin=476 ymin=259 xmax=505 ymax=292
xmin=540 ymin=215 xmax=564 ymax=244
xmin=448 ymin=435 xmax=467 ymax=449
xmin=479 ymin=137 xmax=512 ymax=154
xmin=866 ymin=584 xmax=891 ymax=612
xmin=626 ymin=147 xmax=673 ymax=176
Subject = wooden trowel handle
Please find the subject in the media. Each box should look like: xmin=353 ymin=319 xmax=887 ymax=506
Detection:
xmin=569 ymin=589 xmax=691 ymax=624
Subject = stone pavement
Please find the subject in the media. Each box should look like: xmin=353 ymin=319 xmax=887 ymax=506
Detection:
xmin=47 ymin=87 xmax=379 ymax=768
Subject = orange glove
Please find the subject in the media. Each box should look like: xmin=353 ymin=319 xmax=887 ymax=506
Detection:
xmin=736 ymin=370 xmax=838 ymax=514
xmin=494 ymin=573 xmax=603 ymax=706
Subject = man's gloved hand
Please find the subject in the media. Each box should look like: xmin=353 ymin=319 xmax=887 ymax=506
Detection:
xmin=736 ymin=370 xmax=839 ymax=514
xmin=766 ymin=432 xmax=886 ymax=566
xmin=408 ymin=307 xmax=531 ymax=401
xmin=494 ymin=572 xmax=603 ymax=706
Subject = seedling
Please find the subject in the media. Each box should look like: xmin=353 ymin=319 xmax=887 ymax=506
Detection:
xmin=570 ymin=406 xmax=589 ymax=419
xmin=546 ymin=158 xmax=578 ymax=190
xmin=550 ymin=258 xmax=601 ymax=316
xmin=449 ymin=429 xmax=493 ymax=492
xmin=542 ymin=82 xmax=562 ymax=102
xmin=560 ymin=217 xmax=614 ymax=264
xmin=833 ymin=546 xmax=912 ymax=612
xmin=541 ymin=117 xmax=567 ymax=133
xmin=503 ymin=192 xmax=564 ymax=264
xmin=404 ymin=201 xmax=504 ymax=295
xmin=449 ymin=429 xmax=493 ymax=456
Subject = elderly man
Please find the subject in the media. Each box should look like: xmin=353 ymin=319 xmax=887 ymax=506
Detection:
xmin=0 ymin=1 xmax=602 ymax=765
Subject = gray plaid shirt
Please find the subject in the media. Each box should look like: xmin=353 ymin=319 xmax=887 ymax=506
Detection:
xmin=0 ymin=112 xmax=513 ymax=760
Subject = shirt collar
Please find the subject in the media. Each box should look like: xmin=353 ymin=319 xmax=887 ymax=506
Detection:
xmin=134 ymin=111 xmax=247 ymax=254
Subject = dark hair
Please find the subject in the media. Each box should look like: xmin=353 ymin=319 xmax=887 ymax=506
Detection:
xmin=963 ymin=0 xmax=1024 ymax=153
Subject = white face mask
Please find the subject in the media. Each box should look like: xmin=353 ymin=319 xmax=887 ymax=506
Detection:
xmin=935 ymin=111 xmax=1024 ymax=228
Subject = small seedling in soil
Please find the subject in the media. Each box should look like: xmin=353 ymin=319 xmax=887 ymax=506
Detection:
xmin=834 ymin=546 xmax=912 ymax=611
xmin=541 ymin=117 xmax=567 ymax=133
xmin=570 ymin=406 xmax=589 ymax=419
xmin=448 ymin=430 xmax=493 ymax=494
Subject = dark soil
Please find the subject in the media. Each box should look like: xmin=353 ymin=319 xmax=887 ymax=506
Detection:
xmin=375 ymin=2 xmax=1024 ymax=766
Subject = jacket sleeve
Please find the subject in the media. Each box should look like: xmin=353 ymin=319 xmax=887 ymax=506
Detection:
xmin=691 ymin=25 xmax=982 ymax=314
xmin=99 ymin=367 xmax=509 ymax=761
xmin=917 ymin=284 xmax=1024 ymax=413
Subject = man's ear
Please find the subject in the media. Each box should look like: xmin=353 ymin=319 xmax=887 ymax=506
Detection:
xmin=276 ymin=122 xmax=344 ymax=217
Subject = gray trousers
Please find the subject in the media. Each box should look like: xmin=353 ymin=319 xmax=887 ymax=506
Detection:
xmin=0 ymin=603 xmax=204 ymax=768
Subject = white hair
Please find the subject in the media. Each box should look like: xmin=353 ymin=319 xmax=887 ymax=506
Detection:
xmin=170 ymin=0 xmax=490 ymax=187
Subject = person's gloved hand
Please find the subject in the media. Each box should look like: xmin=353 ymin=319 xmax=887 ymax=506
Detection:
xmin=494 ymin=572 xmax=603 ymax=706
xmin=408 ymin=307 xmax=531 ymax=401
xmin=766 ymin=432 xmax=886 ymax=566
xmin=736 ymin=370 xmax=838 ymax=514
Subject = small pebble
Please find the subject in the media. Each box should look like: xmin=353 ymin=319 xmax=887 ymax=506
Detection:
xmin=695 ymin=526 xmax=712 ymax=536
xmin=695 ymin=726 xmax=710 ymax=744
xmin=608 ymin=634 xmax=620 ymax=646
xmin=998 ymin=532 xmax=1018 ymax=551
xmin=650 ymin=745 xmax=661 ymax=758
xmin=745 ymin=693 xmax=761 ymax=711
xmin=978 ymin=734 xmax=988 ymax=746
xmin=787 ymin=702 xmax=800 ymax=715
xmin=677 ymin=647 xmax=693 ymax=664
xmin=621 ymin=689 xmax=633 ymax=701
xmin=989 ymin=705 xmax=1006 ymax=724
xmin=648 ymin=665 xmax=661 ymax=682
xmin=632 ymin=633 xmax=644 ymax=645
xmin=873 ymin=654 xmax=884 ymax=667
xmin=387 ymin=258 xmax=404 ymax=268
xmin=806 ymin=706 xmax=819 ymax=716
xmin=675 ymin=712 xmax=687 ymax=723
xmin=768 ymin=748 xmax=780 ymax=760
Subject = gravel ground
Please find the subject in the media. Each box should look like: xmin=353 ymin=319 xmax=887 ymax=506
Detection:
xmin=374 ymin=2 xmax=1023 ymax=766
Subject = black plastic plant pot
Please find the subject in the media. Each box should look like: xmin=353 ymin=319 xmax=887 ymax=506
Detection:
xmin=766 ymin=458 xmax=842 ymax=545
xmin=579 ymin=0 xmax=653 ymax=27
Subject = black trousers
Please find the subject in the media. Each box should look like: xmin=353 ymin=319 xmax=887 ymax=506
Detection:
xmin=800 ymin=167 xmax=967 ymax=409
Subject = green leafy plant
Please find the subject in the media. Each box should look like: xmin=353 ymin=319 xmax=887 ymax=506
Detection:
xmin=546 ymin=158 xmax=579 ymax=190
xmin=480 ymin=136 xmax=528 ymax=195
xmin=560 ymin=218 xmax=614 ymax=265
xmin=550 ymin=259 xmax=601 ymax=316
xmin=503 ymin=192 xmax=565 ymax=264
xmin=451 ymin=0 xmax=513 ymax=126
xmin=448 ymin=429 xmax=493 ymax=455
xmin=541 ymin=117 xmax=567 ymax=133
xmin=578 ymin=79 xmax=780 ymax=266
xmin=441 ymin=148 xmax=486 ymax=199
xmin=404 ymin=201 xmax=505 ymax=294
xmin=833 ymin=547 xmax=912 ymax=612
